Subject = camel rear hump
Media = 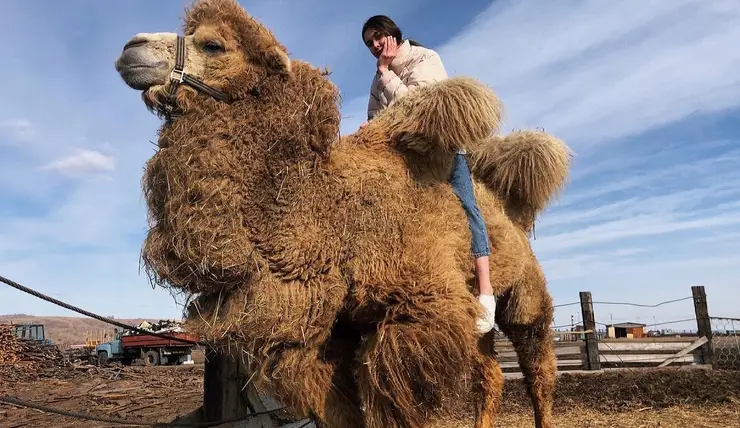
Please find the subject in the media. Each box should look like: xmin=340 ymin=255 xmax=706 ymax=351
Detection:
xmin=468 ymin=130 xmax=572 ymax=234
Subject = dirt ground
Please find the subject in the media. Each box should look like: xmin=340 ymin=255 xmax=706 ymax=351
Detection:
xmin=443 ymin=406 xmax=740 ymax=428
xmin=1 ymin=363 xmax=739 ymax=427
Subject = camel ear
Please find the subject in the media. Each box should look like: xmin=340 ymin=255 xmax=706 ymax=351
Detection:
xmin=264 ymin=45 xmax=291 ymax=75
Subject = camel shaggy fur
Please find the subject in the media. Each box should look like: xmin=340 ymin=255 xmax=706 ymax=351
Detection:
xmin=114 ymin=1 xmax=572 ymax=427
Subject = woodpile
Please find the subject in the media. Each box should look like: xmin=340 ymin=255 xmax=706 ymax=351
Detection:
xmin=0 ymin=324 xmax=69 ymax=367
xmin=0 ymin=324 xmax=22 ymax=364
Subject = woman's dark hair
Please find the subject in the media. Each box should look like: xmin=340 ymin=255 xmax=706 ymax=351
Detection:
xmin=361 ymin=15 xmax=423 ymax=47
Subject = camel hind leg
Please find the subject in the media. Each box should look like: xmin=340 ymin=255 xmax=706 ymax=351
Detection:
xmin=496 ymin=262 xmax=557 ymax=428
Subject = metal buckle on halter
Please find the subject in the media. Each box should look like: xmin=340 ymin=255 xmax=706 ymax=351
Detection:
xmin=170 ymin=68 xmax=185 ymax=83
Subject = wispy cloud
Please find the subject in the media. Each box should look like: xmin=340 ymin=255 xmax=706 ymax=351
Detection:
xmin=340 ymin=0 xmax=740 ymax=142
xmin=41 ymin=149 xmax=115 ymax=175
xmin=329 ymin=0 xmax=740 ymax=327
xmin=0 ymin=118 xmax=35 ymax=141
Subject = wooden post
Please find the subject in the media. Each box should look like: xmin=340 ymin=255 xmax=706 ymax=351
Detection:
xmin=203 ymin=349 xmax=276 ymax=427
xmin=691 ymin=285 xmax=717 ymax=369
xmin=580 ymin=291 xmax=601 ymax=370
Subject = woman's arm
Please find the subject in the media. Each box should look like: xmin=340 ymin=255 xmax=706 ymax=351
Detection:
xmin=377 ymin=51 xmax=448 ymax=105
xmin=367 ymin=87 xmax=381 ymax=121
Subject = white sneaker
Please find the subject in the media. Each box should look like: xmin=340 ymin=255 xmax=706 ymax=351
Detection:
xmin=476 ymin=294 xmax=497 ymax=334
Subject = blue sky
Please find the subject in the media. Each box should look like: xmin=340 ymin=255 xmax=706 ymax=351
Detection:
xmin=1 ymin=0 xmax=738 ymax=332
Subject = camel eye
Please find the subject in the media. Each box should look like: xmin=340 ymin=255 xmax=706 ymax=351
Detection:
xmin=203 ymin=41 xmax=224 ymax=53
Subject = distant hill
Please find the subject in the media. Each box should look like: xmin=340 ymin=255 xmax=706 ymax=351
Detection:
xmin=0 ymin=314 xmax=181 ymax=348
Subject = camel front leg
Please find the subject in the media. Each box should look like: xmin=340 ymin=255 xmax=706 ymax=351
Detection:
xmin=473 ymin=331 xmax=504 ymax=428
xmin=260 ymin=337 xmax=365 ymax=428
xmin=353 ymin=281 xmax=482 ymax=428
xmin=187 ymin=272 xmax=364 ymax=428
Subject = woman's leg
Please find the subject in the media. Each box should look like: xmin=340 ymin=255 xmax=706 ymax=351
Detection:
xmin=449 ymin=151 xmax=496 ymax=333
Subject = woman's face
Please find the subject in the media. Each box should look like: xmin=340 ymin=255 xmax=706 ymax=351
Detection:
xmin=363 ymin=29 xmax=385 ymax=58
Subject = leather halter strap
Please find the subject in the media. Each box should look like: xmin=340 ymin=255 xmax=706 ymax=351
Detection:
xmin=167 ymin=35 xmax=232 ymax=104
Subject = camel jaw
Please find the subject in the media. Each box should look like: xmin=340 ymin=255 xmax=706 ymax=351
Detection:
xmin=115 ymin=49 xmax=169 ymax=91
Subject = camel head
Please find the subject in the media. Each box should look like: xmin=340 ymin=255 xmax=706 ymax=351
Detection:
xmin=115 ymin=0 xmax=292 ymax=116
xmin=121 ymin=0 xmax=342 ymax=296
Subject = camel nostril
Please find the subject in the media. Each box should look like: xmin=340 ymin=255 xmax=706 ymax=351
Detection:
xmin=123 ymin=38 xmax=147 ymax=51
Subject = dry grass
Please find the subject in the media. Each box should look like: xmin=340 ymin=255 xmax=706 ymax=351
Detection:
xmin=2 ymin=365 xmax=739 ymax=427
xmin=426 ymin=368 xmax=740 ymax=426
xmin=505 ymin=369 xmax=740 ymax=413
xmin=436 ymin=405 xmax=740 ymax=428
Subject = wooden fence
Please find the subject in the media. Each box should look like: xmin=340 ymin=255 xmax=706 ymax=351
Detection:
xmin=494 ymin=285 xmax=718 ymax=376
xmin=494 ymin=335 xmax=708 ymax=375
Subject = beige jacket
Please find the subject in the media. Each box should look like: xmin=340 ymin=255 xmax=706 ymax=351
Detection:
xmin=367 ymin=40 xmax=448 ymax=120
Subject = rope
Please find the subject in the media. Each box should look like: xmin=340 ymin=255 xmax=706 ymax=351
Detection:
xmin=592 ymin=296 xmax=693 ymax=308
xmin=553 ymin=302 xmax=580 ymax=308
xmin=0 ymin=274 xmax=206 ymax=346
xmin=0 ymin=395 xmax=284 ymax=427
xmin=595 ymin=318 xmax=697 ymax=328
xmin=554 ymin=296 xmax=693 ymax=309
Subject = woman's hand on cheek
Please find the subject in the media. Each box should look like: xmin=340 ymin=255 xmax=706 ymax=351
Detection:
xmin=377 ymin=36 xmax=397 ymax=73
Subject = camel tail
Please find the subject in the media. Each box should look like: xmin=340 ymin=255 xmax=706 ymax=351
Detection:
xmin=469 ymin=130 xmax=572 ymax=233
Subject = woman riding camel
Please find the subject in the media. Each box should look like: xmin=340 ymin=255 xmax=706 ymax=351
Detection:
xmin=360 ymin=15 xmax=496 ymax=334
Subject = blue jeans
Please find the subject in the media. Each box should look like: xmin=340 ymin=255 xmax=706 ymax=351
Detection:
xmin=449 ymin=152 xmax=490 ymax=258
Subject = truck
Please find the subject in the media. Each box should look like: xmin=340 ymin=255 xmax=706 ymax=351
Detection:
xmin=94 ymin=328 xmax=197 ymax=366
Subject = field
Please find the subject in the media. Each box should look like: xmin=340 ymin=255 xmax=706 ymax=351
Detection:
xmin=1 ymin=362 xmax=739 ymax=427
xmin=2 ymin=312 xmax=739 ymax=427
xmin=0 ymin=315 xmax=156 ymax=348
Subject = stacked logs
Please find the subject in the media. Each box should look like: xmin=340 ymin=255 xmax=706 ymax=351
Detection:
xmin=0 ymin=324 xmax=68 ymax=366
xmin=0 ymin=324 xmax=23 ymax=364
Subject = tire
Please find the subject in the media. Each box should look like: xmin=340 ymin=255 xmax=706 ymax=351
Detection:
xmin=144 ymin=350 xmax=160 ymax=367
xmin=97 ymin=351 xmax=109 ymax=366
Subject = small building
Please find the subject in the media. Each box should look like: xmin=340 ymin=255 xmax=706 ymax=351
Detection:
xmin=607 ymin=322 xmax=647 ymax=339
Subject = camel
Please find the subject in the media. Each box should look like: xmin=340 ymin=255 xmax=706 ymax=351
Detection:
xmin=113 ymin=1 xmax=571 ymax=427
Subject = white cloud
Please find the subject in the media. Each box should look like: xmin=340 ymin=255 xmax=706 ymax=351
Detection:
xmin=0 ymin=118 xmax=35 ymax=140
xmin=41 ymin=149 xmax=115 ymax=175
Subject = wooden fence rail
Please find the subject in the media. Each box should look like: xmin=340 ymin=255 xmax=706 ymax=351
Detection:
xmin=492 ymin=285 xmax=717 ymax=376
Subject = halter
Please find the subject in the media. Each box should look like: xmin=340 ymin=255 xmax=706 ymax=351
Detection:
xmin=164 ymin=35 xmax=232 ymax=117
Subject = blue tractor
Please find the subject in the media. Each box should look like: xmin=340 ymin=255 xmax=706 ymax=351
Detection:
xmin=13 ymin=323 xmax=54 ymax=346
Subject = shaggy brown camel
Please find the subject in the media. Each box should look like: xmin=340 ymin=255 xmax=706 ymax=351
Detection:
xmin=114 ymin=1 xmax=571 ymax=427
